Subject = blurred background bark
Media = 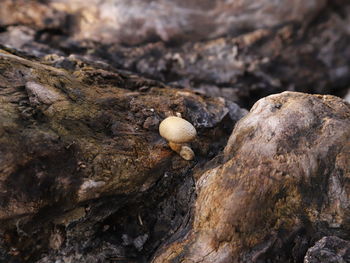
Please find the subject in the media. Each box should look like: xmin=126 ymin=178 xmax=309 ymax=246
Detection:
xmin=1 ymin=0 xmax=350 ymax=107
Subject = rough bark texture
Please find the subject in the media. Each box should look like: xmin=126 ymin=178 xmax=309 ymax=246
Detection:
xmin=0 ymin=1 xmax=350 ymax=263
xmin=304 ymin=236 xmax=350 ymax=263
xmin=0 ymin=48 xmax=246 ymax=262
xmin=0 ymin=1 xmax=349 ymax=107
xmin=153 ymin=92 xmax=350 ymax=263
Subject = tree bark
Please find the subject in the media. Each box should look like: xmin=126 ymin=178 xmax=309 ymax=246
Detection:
xmin=152 ymin=92 xmax=350 ymax=263
xmin=0 ymin=1 xmax=350 ymax=263
xmin=0 ymin=47 xmax=246 ymax=262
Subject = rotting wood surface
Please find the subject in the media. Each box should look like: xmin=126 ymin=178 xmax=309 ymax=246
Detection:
xmin=0 ymin=48 xmax=246 ymax=262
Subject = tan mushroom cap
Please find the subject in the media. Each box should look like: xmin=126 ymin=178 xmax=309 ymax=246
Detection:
xmin=159 ymin=116 xmax=197 ymax=143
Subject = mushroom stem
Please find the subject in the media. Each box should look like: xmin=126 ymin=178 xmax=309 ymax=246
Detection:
xmin=168 ymin=141 xmax=182 ymax=153
xmin=179 ymin=145 xmax=195 ymax=161
xmin=168 ymin=142 xmax=195 ymax=161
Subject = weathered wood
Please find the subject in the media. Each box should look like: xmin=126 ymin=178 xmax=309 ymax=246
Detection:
xmin=0 ymin=1 xmax=349 ymax=262
xmin=0 ymin=0 xmax=326 ymax=45
xmin=304 ymin=236 xmax=350 ymax=263
xmin=0 ymin=49 xmax=246 ymax=262
xmin=153 ymin=92 xmax=350 ymax=263
xmin=1 ymin=1 xmax=349 ymax=107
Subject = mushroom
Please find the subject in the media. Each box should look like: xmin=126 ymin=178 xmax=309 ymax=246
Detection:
xmin=159 ymin=116 xmax=197 ymax=160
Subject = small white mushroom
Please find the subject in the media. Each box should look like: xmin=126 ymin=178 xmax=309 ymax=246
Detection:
xmin=159 ymin=116 xmax=197 ymax=160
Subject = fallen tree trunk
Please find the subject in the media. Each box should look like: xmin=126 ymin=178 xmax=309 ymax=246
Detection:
xmin=0 ymin=1 xmax=350 ymax=263
xmin=153 ymin=92 xmax=350 ymax=263
xmin=1 ymin=47 xmax=349 ymax=263
xmin=0 ymin=47 xmax=246 ymax=262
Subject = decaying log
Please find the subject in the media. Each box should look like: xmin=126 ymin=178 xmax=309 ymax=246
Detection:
xmin=152 ymin=92 xmax=350 ymax=263
xmin=0 ymin=1 xmax=350 ymax=263
xmin=0 ymin=48 xmax=246 ymax=262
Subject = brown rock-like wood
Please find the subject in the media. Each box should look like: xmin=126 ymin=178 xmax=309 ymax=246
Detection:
xmin=0 ymin=1 xmax=350 ymax=262
xmin=153 ymin=92 xmax=350 ymax=263
xmin=0 ymin=48 xmax=246 ymax=262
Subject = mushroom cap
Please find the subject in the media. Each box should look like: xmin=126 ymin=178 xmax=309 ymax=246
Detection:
xmin=159 ymin=116 xmax=196 ymax=143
